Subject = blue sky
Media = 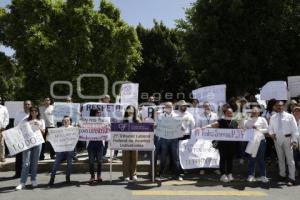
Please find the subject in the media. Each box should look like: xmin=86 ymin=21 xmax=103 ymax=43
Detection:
xmin=0 ymin=0 xmax=195 ymax=56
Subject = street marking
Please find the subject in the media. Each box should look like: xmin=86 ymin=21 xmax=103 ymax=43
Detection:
xmin=132 ymin=190 xmax=268 ymax=196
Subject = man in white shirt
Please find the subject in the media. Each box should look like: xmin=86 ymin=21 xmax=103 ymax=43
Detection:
xmin=14 ymin=100 xmax=32 ymax=177
xmin=198 ymin=102 xmax=219 ymax=175
xmin=175 ymin=100 xmax=195 ymax=136
xmin=269 ymin=101 xmax=299 ymax=186
xmin=0 ymin=96 xmax=9 ymax=162
xmin=158 ymin=102 xmax=183 ymax=181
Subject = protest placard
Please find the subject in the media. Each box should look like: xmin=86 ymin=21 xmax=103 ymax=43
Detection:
xmin=288 ymin=76 xmax=300 ymax=98
xmin=110 ymin=123 xmax=154 ymax=150
xmin=120 ymin=83 xmax=139 ymax=107
xmin=47 ymin=127 xmax=79 ymax=152
xmin=53 ymin=102 xmax=80 ymax=124
xmin=179 ymin=137 xmax=220 ymax=169
xmin=192 ymin=84 xmax=226 ymax=104
xmin=4 ymin=101 xmax=23 ymax=119
xmin=193 ymin=128 xmax=254 ymax=141
xmin=2 ymin=122 xmax=44 ymax=155
xmin=154 ymin=117 xmax=183 ymax=139
xmin=79 ymin=117 xmax=111 ymax=141
xmin=260 ymin=81 xmax=288 ymax=100
xmin=81 ymin=103 xmax=126 ymax=122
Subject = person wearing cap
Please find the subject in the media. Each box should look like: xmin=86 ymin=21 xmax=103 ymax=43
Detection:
xmin=157 ymin=102 xmax=183 ymax=181
xmin=292 ymin=105 xmax=300 ymax=175
xmin=269 ymin=100 xmax=299 ymax=186
xmin=0 ymin=96 xmax=9 ymax=162
xmin=175 ymin=100 xmax=195 ymax=138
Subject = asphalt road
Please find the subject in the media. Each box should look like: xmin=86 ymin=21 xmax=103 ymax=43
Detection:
xmin=1 ymin=171 xmax=300 ymax=200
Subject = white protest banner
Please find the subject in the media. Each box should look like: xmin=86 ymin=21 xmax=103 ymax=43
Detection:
xmin=81 ymin=103 xmax=126 ymax=122
xmin=110 ymin=123 xmax=154 ymax=150
xmin=288 ymin=76 xmax=300 ymax=98
xmin=192 ymin=84 xmax=226 ymax=104
xmin=53 ymin=102 xmax=80 ymax=124
xmin=179 ymin=137 xmax=220 ymax=169
xmin=154 ymin=117 xmax=183 ymax=139
xmin=47 ymin=127 xmax=79 ymax=152
xmin=120 ymin=83 xmax=139 ymax=107
xmin=4 ymin=101 xmax=23 ymax=119
xmin=260 ymin=81 xmax=288 ymax=100
xmin=194 ymin=128 xmax=254 ymax=141
xmin=2 ymin=122 xmax=45 ymax=155
xmin=79 ymin=117 xmax=111 ymax=141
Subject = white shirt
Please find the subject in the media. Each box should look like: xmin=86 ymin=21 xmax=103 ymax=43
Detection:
xmin=197 ymin=111 xmax=218 ymax=128
xmin=40 ymin=105 xmax=55 ymax=127
xmin=244 ymin=117 xmax=268 ymax=157
xmin=269 ymin=111 xmax=299 ymax=143
xmin=0 ymin=105 xmax=9 ymax=129
xmin=28 ymin=119 xmax=46 ymax=132
xmin=175 ymin=110 xmax=195 ymax=135
xmin=14 ymin=111 xmax=29 ymax=127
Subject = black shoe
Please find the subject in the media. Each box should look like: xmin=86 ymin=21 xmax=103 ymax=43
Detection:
xmin=278 ymin=175 xmax=286 ymax=182
xmin=48 ymin=177 xmax=55 ymax=186
xmin=66 ymin=176 xmax=71 ymax=184
xmin=287 ymin=179 xmax=296 ymax=186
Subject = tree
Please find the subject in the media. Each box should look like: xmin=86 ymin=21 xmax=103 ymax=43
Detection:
xmin=1 ymin=0 xmax=142 ymax=101
xmin=180 ymin=0 xmax=300 ymax=97
xmin=134 ymin=21 xmax=198 ymax=102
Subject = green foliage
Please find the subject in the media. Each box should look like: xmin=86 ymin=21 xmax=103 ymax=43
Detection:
xmin=134 ymin=21 xmax=198 ymax=101
xmin=1 ymin=0 xmax=142 ymax=101
xmin=181 ymin=0 xmax=300 ymax=97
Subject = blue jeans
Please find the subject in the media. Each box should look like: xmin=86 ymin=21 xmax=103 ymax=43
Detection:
xmin=159 ymin=138 xmax=180 ymax=177
xmin=87 ymin=141 xmax=104 ymax=177
xmin=20 ymin=144 xmax=42 ymax=184
xmin=51 ymin=151 xmax=74 ymax=177
xmin=248 ymin=140 xmax=267 ymax=177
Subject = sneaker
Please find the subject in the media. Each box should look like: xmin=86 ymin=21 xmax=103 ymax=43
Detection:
xmin=16 ymin=184 xmax=25 ymax=190
xmin=220 ymin=174 xmax=229 ymax=183
xmin=89 ymin=176 xmax=96 ymax=185
xmin=124 ymin=177 xmax=130 ymax=182
xmin=247 ymin=175 xmax=256 ymax=182
xmin=32 ymin=180 xmax=38 ymax=188
xmin=199 ymin=170 xmax=205 ymax=175
xmin=178 ymin=176 xmax=183 ymax=181
xmin=227 ymin=174 xmax=234 ymax=181
xmin=287 ymin=180 xmax=296 ymax=186
xmin=256 ymin=176 xmax=269 ymax=183
xmin=132 ymin=175 xmax=138 ymax=182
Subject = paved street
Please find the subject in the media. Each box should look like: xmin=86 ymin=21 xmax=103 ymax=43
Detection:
xmin=1 ymin=171 xmax=300 ymax=200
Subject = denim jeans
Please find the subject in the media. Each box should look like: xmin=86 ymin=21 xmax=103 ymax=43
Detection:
xmin=20 ymin=144 xmax=42 ymax=184
xmin=248 ymin=140 xmax=267 ymax=177
xmin=159 ymin=138 xmax=180 ymax=177
xmin=87 ymin=141 xmax=104 ymax=177
xmin=51 ymin=151 xmax=74 ymax=177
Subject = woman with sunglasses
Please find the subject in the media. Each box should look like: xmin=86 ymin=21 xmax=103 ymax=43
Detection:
xmin=16 ymin=106 xmax=45 ymax=190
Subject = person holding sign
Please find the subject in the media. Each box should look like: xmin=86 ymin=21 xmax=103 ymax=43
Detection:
xmin=269 ymin=101 xmax=299 ymax=186
xmin=205 ymin=107 xmax=239 ymax=183
xmin=48 ymin=116 xmax=75 ymax=186
xmin=87 ymin=110 xmax=105 ymax=185
xmin=158 ymin=102 xmax=183 ymax=181
xmin=122 ymin=105 xmax=141 ymax=182
xmin=16 ymin=106 xmax=45 ymax=190
xmin=0 ymin=96 xmax=9 ymax=162
xmin=13 ymin=100 xmax=32 ymax=178
xmin=244 ymin=105 xmax=269 ymax=183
